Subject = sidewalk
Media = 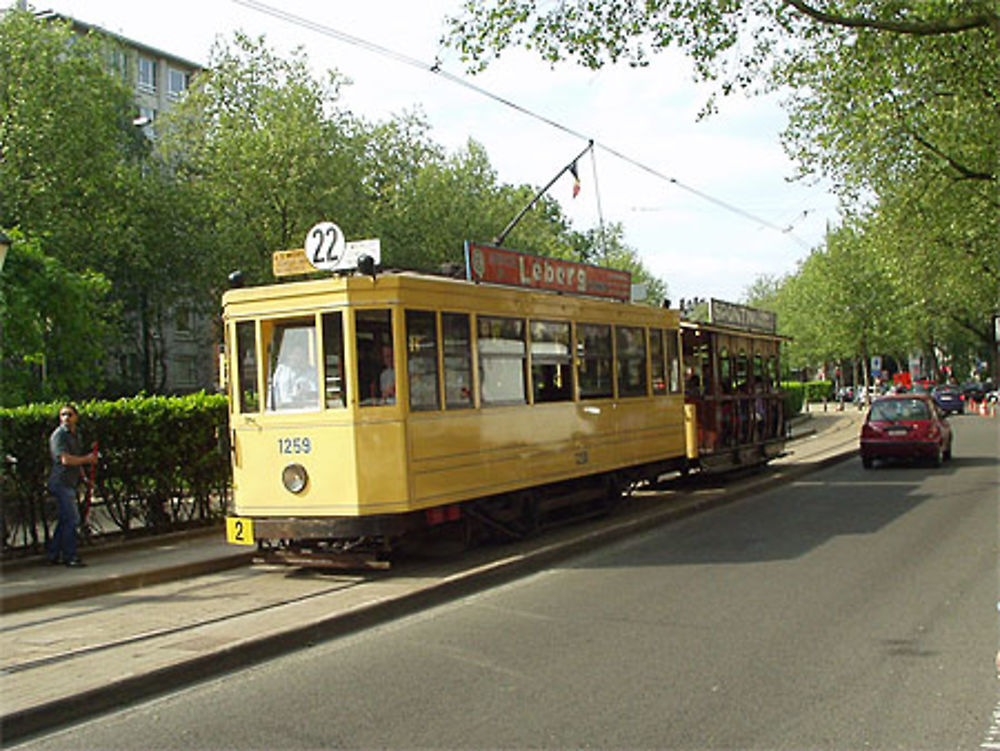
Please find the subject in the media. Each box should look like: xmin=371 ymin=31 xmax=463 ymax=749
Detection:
xmin=0 ymin=409 xmax=861 ymax=742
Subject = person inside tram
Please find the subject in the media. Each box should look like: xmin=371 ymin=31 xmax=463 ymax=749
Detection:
xmin=379 ymin=343 xmax=396 ymax=404
xmin=271 ymin=336 xmax=317 ymax=409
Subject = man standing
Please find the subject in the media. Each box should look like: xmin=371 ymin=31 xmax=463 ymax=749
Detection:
xmin=47 ymin=404 xmax=97 ymax=567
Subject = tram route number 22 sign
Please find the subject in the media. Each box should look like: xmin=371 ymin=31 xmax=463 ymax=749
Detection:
xmin=305 ymin=221 xmax=348 ymax=271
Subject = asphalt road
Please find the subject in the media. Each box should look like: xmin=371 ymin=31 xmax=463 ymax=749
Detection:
xmin=14 ymin=416 xmax=998 ymax=750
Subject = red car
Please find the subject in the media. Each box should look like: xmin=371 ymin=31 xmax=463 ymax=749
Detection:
xmin=860 ymin=394 xmax=953 ymax=468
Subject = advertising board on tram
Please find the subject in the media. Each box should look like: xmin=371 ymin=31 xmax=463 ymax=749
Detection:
xmin=465 ymin=242 xmax=632 ymax=301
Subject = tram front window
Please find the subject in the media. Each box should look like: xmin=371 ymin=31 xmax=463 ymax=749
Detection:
xmin=236 ymin=321 xmax=259 ymax=413
xmin=265 ymin=319 xmax=319 ymax=412
xmin=356 ymin=309 xmax=395 ymax=406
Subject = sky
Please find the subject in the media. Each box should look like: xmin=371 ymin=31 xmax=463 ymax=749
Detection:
xmin=24 ymin=0 xmax=840 ymax=304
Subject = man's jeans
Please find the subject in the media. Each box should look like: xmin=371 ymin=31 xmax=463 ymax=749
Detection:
xmin=47 ymin=480 xmax=79 ymax=562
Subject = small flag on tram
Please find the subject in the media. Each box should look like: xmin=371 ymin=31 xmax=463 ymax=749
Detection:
xmin=569 ymin=160 xmax=581 ymax=198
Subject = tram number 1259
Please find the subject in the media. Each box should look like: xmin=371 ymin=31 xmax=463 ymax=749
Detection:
xmin=278 ymin=437 xmax=311 ymax=454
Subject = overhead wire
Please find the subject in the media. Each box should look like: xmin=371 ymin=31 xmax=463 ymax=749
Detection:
xmin=233 ymin=0 xmax=813 ymax=248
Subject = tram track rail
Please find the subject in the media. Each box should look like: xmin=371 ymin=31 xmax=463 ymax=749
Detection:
xmin=1 ymin=423 xmax=859 ymax=742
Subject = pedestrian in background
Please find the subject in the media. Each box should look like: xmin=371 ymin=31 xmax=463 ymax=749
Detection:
xmin=46 ymin=403 xmax=97 ymax=567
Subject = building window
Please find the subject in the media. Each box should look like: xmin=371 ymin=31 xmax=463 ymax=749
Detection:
xmin=168 ymin=68 xmax=189 ymax=99
xmin=109 ymin=49 xmax=128 ymax=83
xmin=175 ymin=355 xmax=197 ymax=388
xmin=175 ymin=305 xmax=193 ymax=338
xmin=138 ymin=56 xmax=157 ymax=92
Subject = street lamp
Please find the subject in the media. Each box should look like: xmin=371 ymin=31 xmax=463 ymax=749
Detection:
xmin=0 ymin=231 xmax=11 ymax=273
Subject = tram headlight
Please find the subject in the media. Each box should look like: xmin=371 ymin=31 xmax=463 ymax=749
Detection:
xmin=281 ymin=463 xmax=308 ymax=493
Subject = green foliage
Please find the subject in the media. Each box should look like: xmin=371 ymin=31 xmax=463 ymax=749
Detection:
xmin=0 ymin=231 xmax=113 ymax=406
xmin=0 ymin=393 xmax=229 ymax=554
xmin=446 ymin=1 xmax=998 ymax=379
xmin=781 ymin=380 xmax=834 ymax=414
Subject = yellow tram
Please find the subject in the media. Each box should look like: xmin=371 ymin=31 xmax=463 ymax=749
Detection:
xmin=221 ymin=242 xmax=784 ymax=565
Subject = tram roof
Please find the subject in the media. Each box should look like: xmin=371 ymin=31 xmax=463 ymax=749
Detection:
xmin=681 ymin=319 xmax=790 ymax=342
xmin=223 ymin=269 xmax=681 ymax=326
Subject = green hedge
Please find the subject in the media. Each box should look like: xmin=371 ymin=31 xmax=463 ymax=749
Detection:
xmin=0 ymin=392 xmax=230 ymax=556
xmin=781 ymin=381 xmax=834 ymax=415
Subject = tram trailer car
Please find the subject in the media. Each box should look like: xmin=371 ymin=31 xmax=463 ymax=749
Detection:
xmin=222 ymin=270 xmax=785 ymax=566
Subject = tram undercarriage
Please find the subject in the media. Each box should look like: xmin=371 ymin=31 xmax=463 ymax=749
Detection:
xmin=250 ymin=456 xmax=689 ymax=569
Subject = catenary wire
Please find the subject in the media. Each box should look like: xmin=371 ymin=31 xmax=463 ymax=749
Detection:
xmin=233 ymin=0 xmax=812 ymax=247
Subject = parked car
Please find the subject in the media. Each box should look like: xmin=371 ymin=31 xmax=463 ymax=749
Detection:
xmin=860 ymin=394 xmax=953 ymax=468
xmin=931 ymin=385 xmax=964 ymax=416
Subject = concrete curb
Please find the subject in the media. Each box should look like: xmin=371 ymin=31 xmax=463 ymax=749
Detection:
xmin=0 ymin=446 xmax=857 ymax=743
xmin=0 ymin=552 xmax=254 ymax=614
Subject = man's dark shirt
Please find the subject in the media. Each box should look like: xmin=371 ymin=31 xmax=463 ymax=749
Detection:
xmin=49 ymin=424 xmax=82 ymax=487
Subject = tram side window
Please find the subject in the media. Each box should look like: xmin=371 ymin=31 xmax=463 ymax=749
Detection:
xmin=650 ymin=329 xmax=666 ymax=396
xmin=666 ymin=329 xmax=681 ymax=393
xmin=767 ymin=355 xmax=778 ymax=392
xmin=265 ymin=319 xmax=319 ymax=412
xmin=356 ymin=309 xmax=394 ymax=405
xmin=530 ymin=320 xmax=572 ymax=403
xmin=577 ymin=323 xmax=613 ymax=399
xmin=736 ymin=350 xmax=750 ymax=393
xmin=443 ymin=313 xmax=474 ymax=409
xmin=321 ymin=312 xmax=346 ymax=409
xmin=406 ymin=310 xmax=440 ymax=411
xmin=753 ymin=353 xmax=764 ymax=392
xmin=719 ymin=347 xmax=733 ymax=395
xmin=478 ymin=316 xmax=526 ymax=406
xmin=236 ymin=321 xmax=259 ymax=412
xmin=617 ymin=326 xmax=647 ymax=397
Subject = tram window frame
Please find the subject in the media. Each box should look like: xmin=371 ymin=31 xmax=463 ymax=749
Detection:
xmin=719 ymin=346 xmax=733 ymax=395
xmin=666 ymin=329 xmax=681 ymax=394
xmin=235 ymin=320 xmax=259 ymax=413
xmin=263 ymin=317 xmax=320 ymax=413
xmin=736 ymin=350 xmax=750 ymax=393
xmin=356 ymin=309 xmax=395 ymax=406
xmin=478 ymin=315 xmax=527 ymax=407
xmin=616 ymin=325 xmax=648 ymax=398
xmin=406 ymin=309 xmax=441 ymax=412
xmin=767 ymin=354 xmax=778 ymax=392
xmin=530 ymin=319 xmax=573 ymax=404
xmin=321 ymin=311 xmax=346 ymax=409
xmin=442 ymin=312 xmax=474 ymax=410
xmin=753 ymin=352 xmax=764 ymax=393
xmin=650 ymin=329 xmax=667 ymax=396
xmin=577 ymin=323 xmax=613 ymax=400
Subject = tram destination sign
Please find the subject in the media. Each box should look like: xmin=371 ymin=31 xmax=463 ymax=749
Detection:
xmin=709 ymin=298 xmax=777 ymax=334
xmin=272 ymin=239 xmax=382 ymax=278
xmin=465 ymin=242 xmax=631 ymax=302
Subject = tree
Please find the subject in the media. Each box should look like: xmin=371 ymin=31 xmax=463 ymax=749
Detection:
xmin=158 ymin=32 xmax=367 ymax=287
xmin=0 ymin=10 xmax=140 ymax=260
xmin=0 ymin=231 xmax=112 ymax=406
xmin=0 ymin=10 xmax=217 ymax=396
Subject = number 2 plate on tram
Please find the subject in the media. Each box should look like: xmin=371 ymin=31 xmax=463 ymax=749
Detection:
xmin=226 ymin=516 xmax=255 ymax=546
